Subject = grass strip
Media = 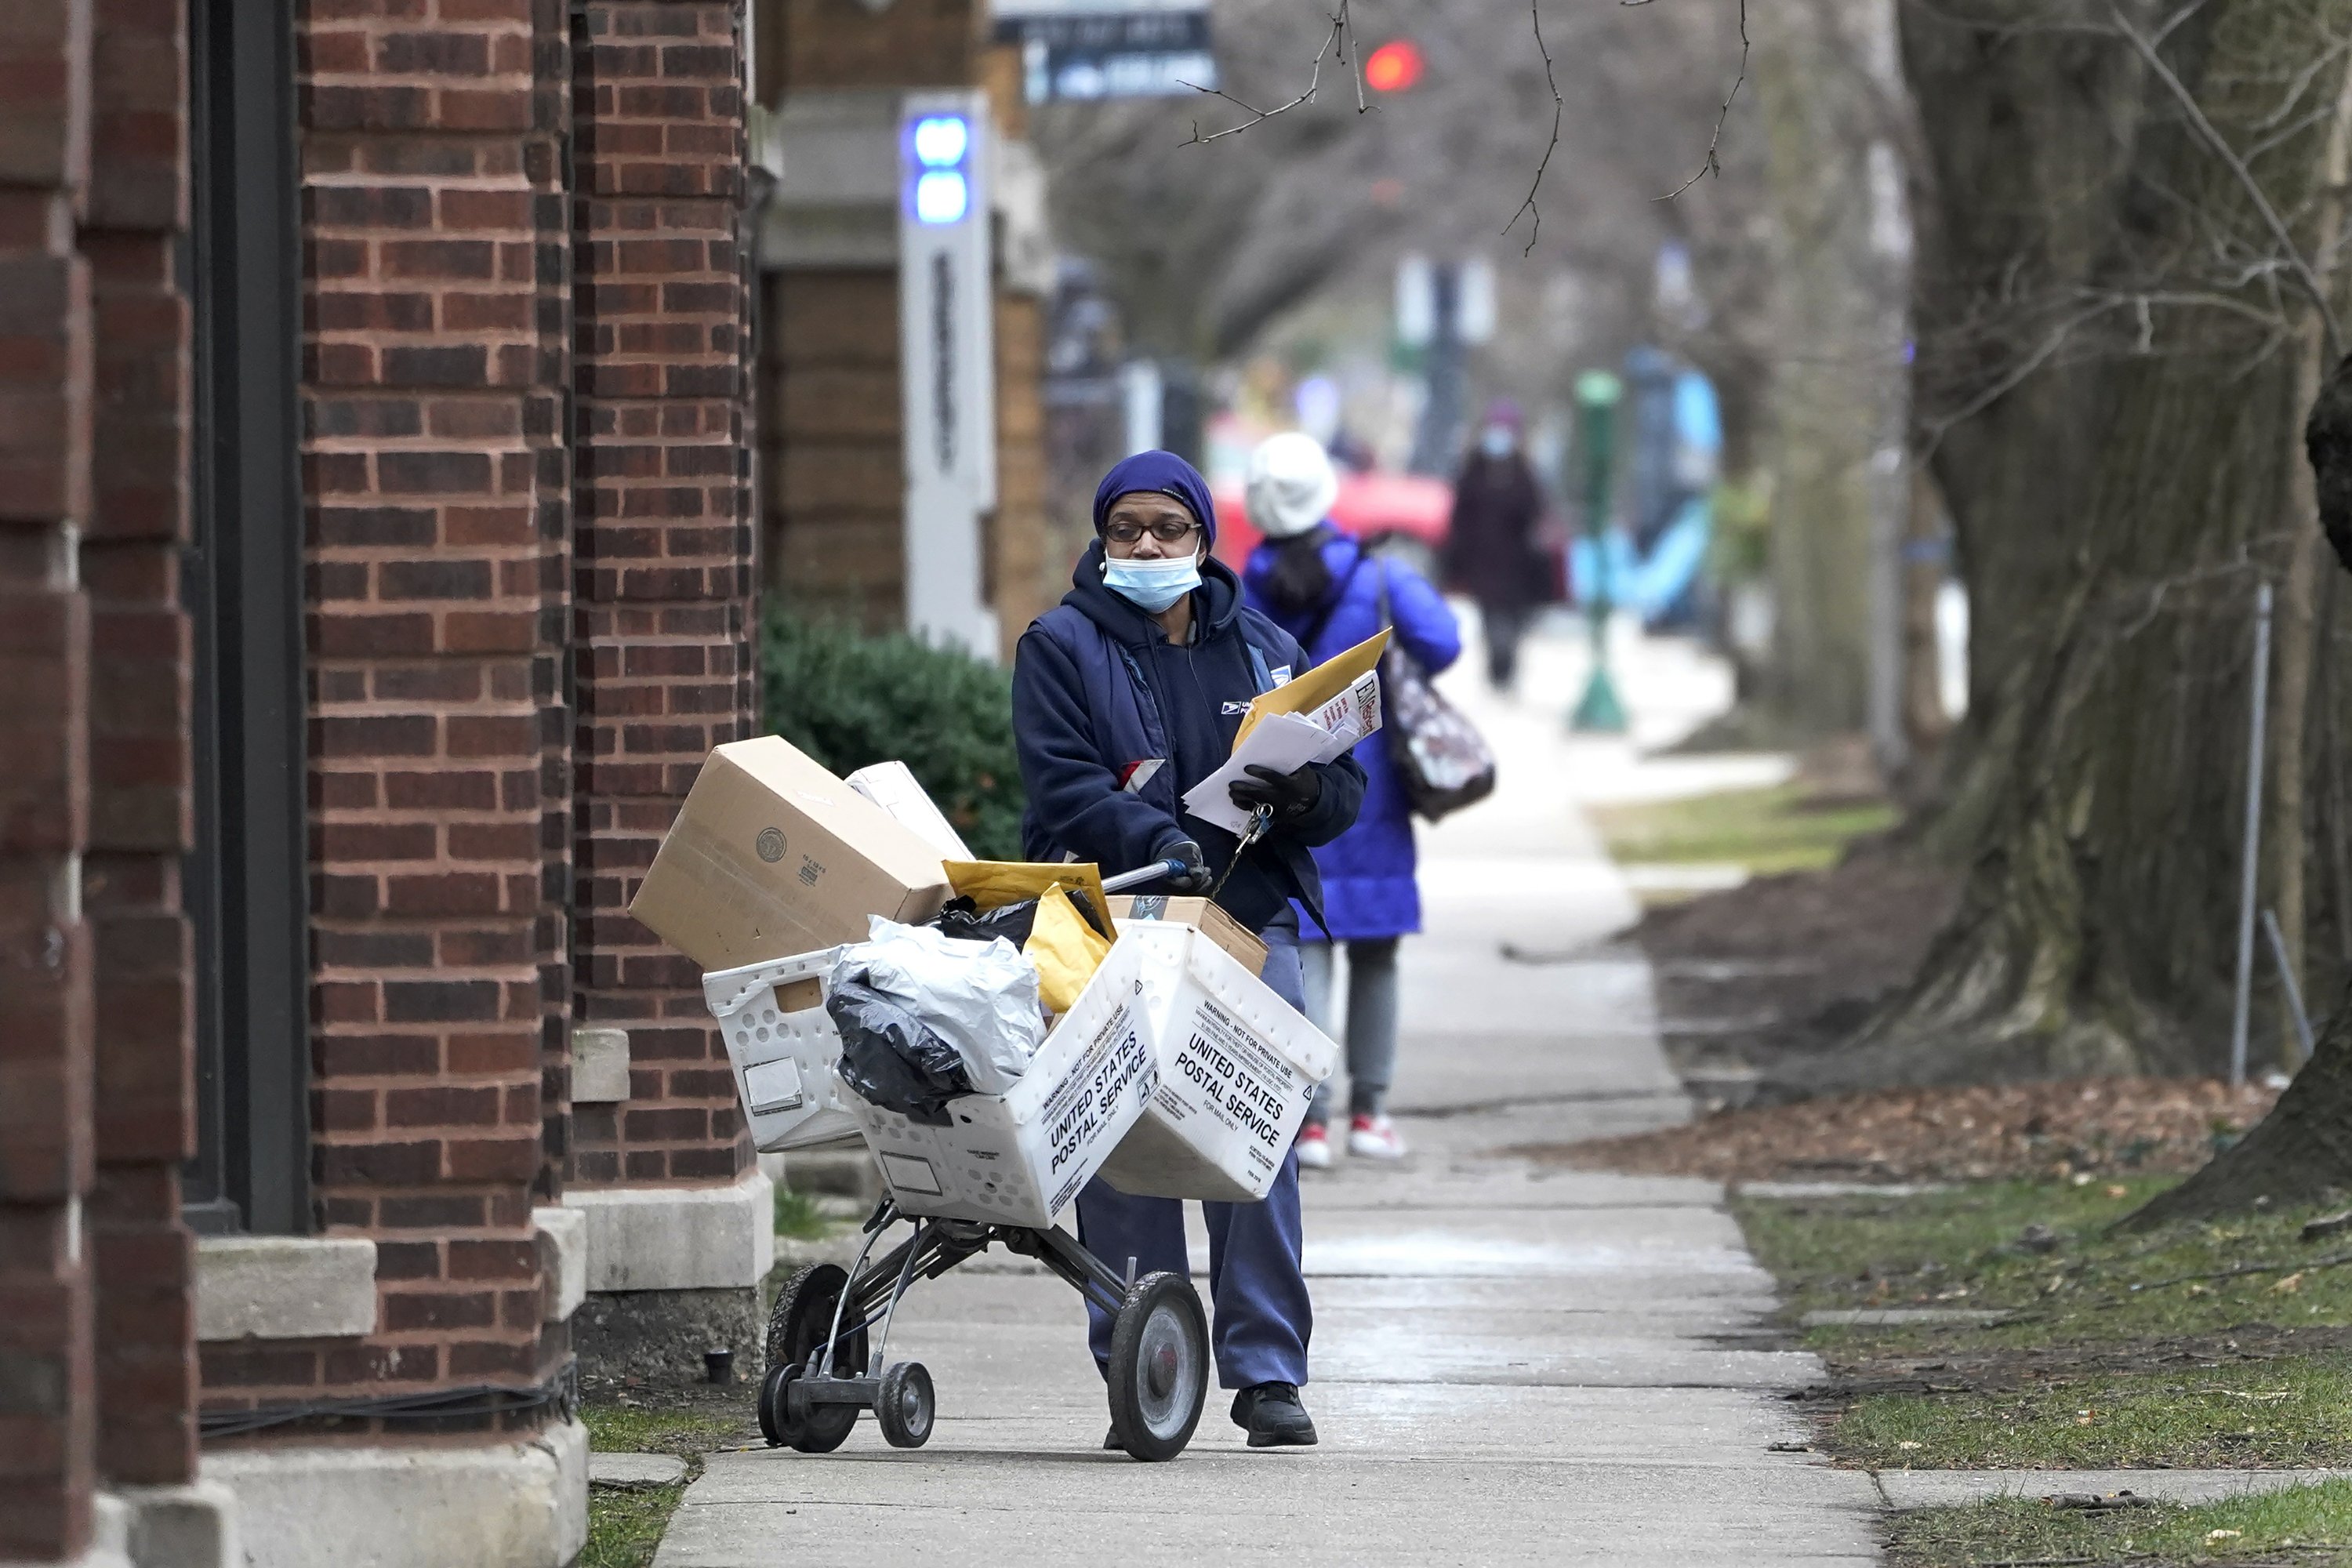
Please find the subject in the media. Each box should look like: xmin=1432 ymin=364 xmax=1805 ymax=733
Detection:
xmin=1734 ymin=1178 xmax=2352 ymax=1349
xmin=1733 ymin=1177 xmax=2352 ymax=1469
xmin=1588 ymin=782 xmax=1896 ymax=877
xmin=1889 ymin=1477 xmax=2352 ymax=1566
xmin=583 ymin=1479 xmax=690 ymax=1568
xmin=580 ymin=1401 xmax=755 ymax=1568
xmin=1846 ymin=1354 xmax=2352 ymax=1468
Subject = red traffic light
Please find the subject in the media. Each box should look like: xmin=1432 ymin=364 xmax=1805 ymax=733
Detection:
xmin=1363 ymin=39 xmax=1423 ymax=93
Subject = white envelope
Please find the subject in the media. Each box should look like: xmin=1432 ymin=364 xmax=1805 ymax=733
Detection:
xmin=1180 ymin=712 xmax=1360 ymax=837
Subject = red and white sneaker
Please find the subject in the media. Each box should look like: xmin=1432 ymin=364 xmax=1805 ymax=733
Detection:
xmin=1348 ymin=1114 xmax=1406 ymax=1160
xmin=1295 ymin=1123 xmax=1334 ymax=1170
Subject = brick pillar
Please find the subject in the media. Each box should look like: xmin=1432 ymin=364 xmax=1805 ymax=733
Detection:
xmin=566 ymin=0 xmax=764 ymax=1384
xmin=0 ymin=2 xmax=98 ymax=1559
xmin=992 ymin=290 xmax=1051 ymax=659
xmin=82 ymin=0 xmax=198 ymax=1493
xmin=224 ymin=0 xmax=573 ymax=1425
xmin=760 ymin=268 xmax=903 ymax=628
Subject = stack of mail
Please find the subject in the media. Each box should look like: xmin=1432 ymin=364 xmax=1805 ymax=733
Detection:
xmin=1181 ymin=630 xmax=1388 ymax=837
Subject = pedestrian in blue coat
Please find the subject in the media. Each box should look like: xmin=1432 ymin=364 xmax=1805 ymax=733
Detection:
xmin=1240 ymin=434 xmax=1463 ymax=1168
xmin=1011 ymin=449 xmax=1367 ymax=1451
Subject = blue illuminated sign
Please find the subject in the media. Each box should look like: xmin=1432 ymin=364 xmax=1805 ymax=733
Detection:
xmin=913 ymin=170 xmax=970 ymax=226
xmin=905 ymin=112 xmax=976 ymax=227
xmin=912 ymin=114 xmax=970 ymax=169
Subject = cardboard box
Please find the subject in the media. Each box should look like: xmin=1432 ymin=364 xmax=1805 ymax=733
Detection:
xmin=630 ymin=737 xmax=952 ymax=971
xmin=847 ymin=937 xmax=1158 ymax=1228
xmin=1105 ymin=895 xmax=1266 ymax=976
xmin=1094 ymin=923 xmax=1337 ymax=1205
xmin=703 ymin=948 xmax=864 ymax=1153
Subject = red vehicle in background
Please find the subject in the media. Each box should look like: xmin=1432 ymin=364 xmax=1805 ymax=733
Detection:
xmin=1209 ymin=468 xmax=1454 ymax=576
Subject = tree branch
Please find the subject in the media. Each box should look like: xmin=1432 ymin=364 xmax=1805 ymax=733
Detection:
xmin=1650 ymin=0 xmax=1748 ymax=200
xmin=2105 ymin=0 xmax=2344 ymax=360
xmin=1501 ymin=0 xmax=1565 ymax=252
xmin=1178 ymin=9 xmax=1348 ymax=146
xmin=1177 ymin=1 xmax=1370 ymax=147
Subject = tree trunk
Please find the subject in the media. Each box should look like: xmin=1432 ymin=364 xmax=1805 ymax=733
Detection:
xmin=1788 ymin=0 xmax=2352 ymax=1094
xmin=1897 ymin=0 xmax=2143 ymax=859
xmin=1752 ymin=0 xmax=1911 ymax=739
xmin=2127 ymin=975 xmax=2352 ymax=1225
xmin=2263 ymin=53 xmax=2352 ymax=1071
xmin=2124 ymin=348 xmax=2352 ymax=1219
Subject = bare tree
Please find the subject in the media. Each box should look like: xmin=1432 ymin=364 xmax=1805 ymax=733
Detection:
xmin=1802 ymin=0 xmax=2352 ymax=1098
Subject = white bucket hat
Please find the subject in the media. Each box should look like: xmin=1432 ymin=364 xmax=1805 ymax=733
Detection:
xmin=1243 ymin=431 xmax=1341 ymax=539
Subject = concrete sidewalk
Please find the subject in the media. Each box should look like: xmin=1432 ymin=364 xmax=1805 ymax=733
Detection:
xmin=654 ymin=622 xmax=1880 ymax=1566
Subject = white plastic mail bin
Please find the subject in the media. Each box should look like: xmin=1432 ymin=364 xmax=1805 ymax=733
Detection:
xmin=702 ymin=947 xmax=863 ymax=1152
xmin=847 ymin=935 xmax=1158 ymax=1229
xmin=1094 ymin=920 xmax=1338 ymax=1204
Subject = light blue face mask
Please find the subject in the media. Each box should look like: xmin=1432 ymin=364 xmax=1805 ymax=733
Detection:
xmin=1102 ymin=550 xmax=1202 ymax=613
xmin=1479 ymin=425 xmax=1515 ymax=458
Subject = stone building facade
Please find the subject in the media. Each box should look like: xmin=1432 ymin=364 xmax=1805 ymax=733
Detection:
xmin=0 ymin=1 xmax=775 ymax=1564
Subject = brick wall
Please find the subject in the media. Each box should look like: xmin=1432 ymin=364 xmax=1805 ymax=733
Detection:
xmin=568 ymin=0 xmax=758 ymax=1192
xmin=0 ymin=0 xmax=201 ymax=1555
xmin=759 ymin=267 xmax=902 ymax=628
xmin=82 ymin=0 xmax=198 ymax=1493
xmin=0 ymin=5 xmax=100 ymax=1555
xmin=203 ymin=0 xmax=577 ymax=1422
xmin=775 ymin=0 xmax=978 ymax=92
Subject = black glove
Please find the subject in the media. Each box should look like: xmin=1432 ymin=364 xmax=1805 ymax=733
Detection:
xmin=1162 ymin=838 xmax=1213 ymax=893
xmin=1229 ymin=763 xmax=1322 ymax=824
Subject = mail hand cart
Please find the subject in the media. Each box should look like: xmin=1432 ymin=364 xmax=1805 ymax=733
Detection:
xmin=760 ymin=1197 xmax=1209 ymax=1461
xmin=734 ymin=856 xmax=1219 ymax=1463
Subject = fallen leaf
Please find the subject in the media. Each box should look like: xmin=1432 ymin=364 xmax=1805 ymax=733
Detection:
xmin=2273 ymin=1272 xmax=2306 ymax=1294
xmin=2207 ymin=1528 xmax=2242 ymax=1542
xmin=2105 ymin=1184 xmax=2128 ymax=1198
xmin=1897 ymin=1440 xmax=1924 ymax=1450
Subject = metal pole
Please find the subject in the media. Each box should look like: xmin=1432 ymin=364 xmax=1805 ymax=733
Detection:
xmin=2230 ymin=582 xmax=2274 ymax=1087
xmin=1570 ymin=370 xmax=1628 ymax=734
xmin=2262 ymin=908 xmax=2317 ymax=1065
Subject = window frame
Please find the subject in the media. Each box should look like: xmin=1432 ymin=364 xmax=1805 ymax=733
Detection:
xmin=183 ymin=0 xmax=310 ymax=1237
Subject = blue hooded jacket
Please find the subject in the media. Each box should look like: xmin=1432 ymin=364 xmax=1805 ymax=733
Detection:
xmin=1012 ymin=456 xmax=1367 ymax=935
xmin=1243 ymin=526 xmax=1463 ymax=940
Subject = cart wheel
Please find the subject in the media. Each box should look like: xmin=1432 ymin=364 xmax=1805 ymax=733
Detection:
xmin=758 ymin=1361 xmax=857 ymax=1454
xmin=764 ymin=1265 xmax=865 ymax=1452
xmin=766 ymin=1263 xmax=869 ymax=1380
xmin=1105 ymin=1272 xmax=1207 ymax=1462
xmin=874 ymin=1361 xmax=935 ymax=1450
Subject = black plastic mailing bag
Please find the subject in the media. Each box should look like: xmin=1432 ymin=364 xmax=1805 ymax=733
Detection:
xmin=927 ymin=888 xmax=1112 ymax=948
xmin=826 ymin=970 xmax=971 ymax=1127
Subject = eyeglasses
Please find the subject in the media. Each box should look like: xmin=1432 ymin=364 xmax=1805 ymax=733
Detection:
xmin=1104 ymin=519 xmax=1203 ymax=546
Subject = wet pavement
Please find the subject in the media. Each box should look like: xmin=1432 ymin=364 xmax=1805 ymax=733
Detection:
xmin=655 ymin=621 xmax=1882 ymax=1566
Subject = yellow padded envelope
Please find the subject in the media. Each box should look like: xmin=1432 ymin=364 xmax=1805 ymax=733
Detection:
xmin=1233 ymin=627 xmax=1389 ymax=745
xmin=1025 ymin=883 xmax=1114 ymax=1015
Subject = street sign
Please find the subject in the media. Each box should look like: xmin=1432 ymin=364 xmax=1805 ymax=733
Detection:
xmin=899 ymin=91 xmax=999 ymax=656
xmin=993 ymin=0 xmax=1216 ymax=104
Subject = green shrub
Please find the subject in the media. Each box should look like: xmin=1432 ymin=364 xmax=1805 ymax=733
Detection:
xmin=758 ymin=608 xmax=1025 ymax=862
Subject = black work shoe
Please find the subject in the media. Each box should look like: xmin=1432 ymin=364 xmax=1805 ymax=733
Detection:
xmin=1103 ymin=1424 xmax=1125 ymax=1451
xmin=1230 ymin=1381 xmax=1318 ymax=1448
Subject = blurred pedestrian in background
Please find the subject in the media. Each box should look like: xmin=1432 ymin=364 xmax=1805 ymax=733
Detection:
xmin=1443 ymin=399 xmax=1546 ymax=692
xmin=1241 ymin=433 xmax=1462 ymax=1167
